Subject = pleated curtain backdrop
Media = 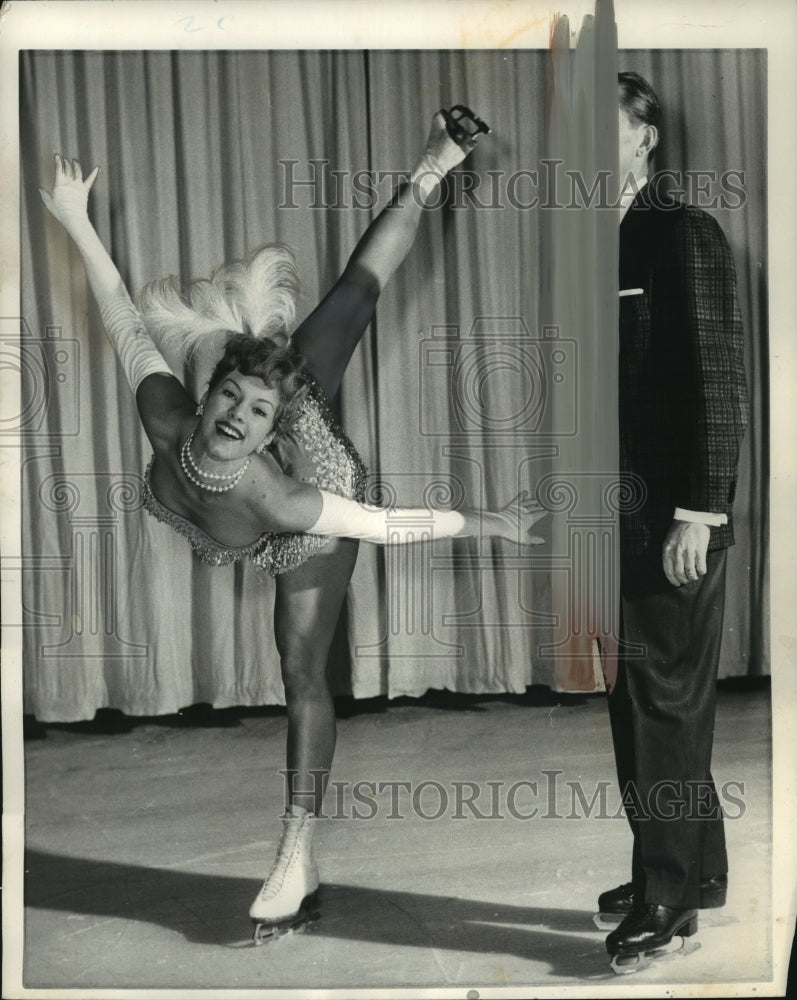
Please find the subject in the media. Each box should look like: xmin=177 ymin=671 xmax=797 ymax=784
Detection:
xmin=19 ymin=49 xmax=767 ymax=721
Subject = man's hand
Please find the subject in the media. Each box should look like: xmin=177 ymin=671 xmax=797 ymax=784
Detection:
xmin=662 ymin=519 xmax=710 ymax=587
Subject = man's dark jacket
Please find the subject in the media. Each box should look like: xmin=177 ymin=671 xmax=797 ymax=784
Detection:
xmin=618 ymin=182 xmax=749 ymax=556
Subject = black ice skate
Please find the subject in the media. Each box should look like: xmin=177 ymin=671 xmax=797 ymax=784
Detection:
xmin=594 ymin=874 xmax=727 ymax=930
xmin=593 ymin=881 xmax=635 ymax=930
xmin=606 ymin=903 xmax=700 ymax=975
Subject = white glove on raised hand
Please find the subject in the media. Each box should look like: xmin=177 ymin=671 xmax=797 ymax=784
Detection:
xmin=39 ymin=154 xmax=100 ymax=234
xmin=39 ymin=153 xmax=173 ymax=393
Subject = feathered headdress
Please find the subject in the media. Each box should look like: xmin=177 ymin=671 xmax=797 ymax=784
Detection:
xmin=137 ymin=243 xmax=300 ymax=390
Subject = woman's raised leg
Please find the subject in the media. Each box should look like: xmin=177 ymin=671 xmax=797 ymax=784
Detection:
xmin=291 ymin=112 xmax=477 ymax=402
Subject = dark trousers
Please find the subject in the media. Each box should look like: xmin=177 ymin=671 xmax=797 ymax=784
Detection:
xmin=607 ymin=548 xmax=729 ymax=909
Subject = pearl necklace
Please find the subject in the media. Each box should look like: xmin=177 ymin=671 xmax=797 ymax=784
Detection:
xmin=183 ymin=428 xmax=245 ymax=480
xmin=180 ymin=430 xmax=251 ymax=494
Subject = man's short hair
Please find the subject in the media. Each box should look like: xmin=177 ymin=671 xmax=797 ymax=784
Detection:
xmin=618 ymin=70 xmax=661 ymax=131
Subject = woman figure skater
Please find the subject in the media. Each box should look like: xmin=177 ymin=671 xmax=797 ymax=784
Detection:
xmin=39 ymin=111 xmax=546 ymax=943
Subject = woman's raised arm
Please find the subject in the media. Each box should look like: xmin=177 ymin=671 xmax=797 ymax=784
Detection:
xmin=39 ymin=155 xmax=174 ymax=397
xmin=253 ymin=463 xmax=547 ymax=547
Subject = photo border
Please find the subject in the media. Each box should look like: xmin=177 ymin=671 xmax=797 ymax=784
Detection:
xmin=2 ymin=2 xmax=794 ymax=998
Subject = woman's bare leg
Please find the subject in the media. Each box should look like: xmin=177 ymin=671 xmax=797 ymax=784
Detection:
xmin=290 ymin=113 xmax=474 ymax=401
xmin=273 ymin=537 xmax=359 ymax=815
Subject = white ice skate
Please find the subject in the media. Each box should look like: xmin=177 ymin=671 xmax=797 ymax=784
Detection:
xmin=249 ymin=806 xmax=320 ymax=945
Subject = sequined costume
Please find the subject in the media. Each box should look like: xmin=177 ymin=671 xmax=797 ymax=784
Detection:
xmin=143 ymin=373 xmax=368 ymax=576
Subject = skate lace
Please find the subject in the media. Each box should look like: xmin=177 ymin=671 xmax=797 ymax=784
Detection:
xmin=256 ymin=821 xmax=304 ymax=900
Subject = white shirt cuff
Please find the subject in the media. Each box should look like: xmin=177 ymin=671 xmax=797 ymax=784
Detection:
xmin=673 ymin=508 xmax=728 ymax=527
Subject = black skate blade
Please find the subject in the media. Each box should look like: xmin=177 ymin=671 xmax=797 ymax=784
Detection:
xmin=251 ymin=891 xmax=321 ymax=946
xmin=593 ymin=911 xmax=624 ymax=931
xmin=610 ymin=936 xmax=701 ymax=975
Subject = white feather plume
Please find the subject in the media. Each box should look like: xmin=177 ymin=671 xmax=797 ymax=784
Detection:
xmin=137 ymin=244 xmax=300 ymax=389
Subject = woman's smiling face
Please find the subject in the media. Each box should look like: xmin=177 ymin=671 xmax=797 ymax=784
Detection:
xmin=198 ymin=370 xmax=282 ymax=461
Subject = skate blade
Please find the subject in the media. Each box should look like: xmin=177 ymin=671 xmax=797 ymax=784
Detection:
xmin=593 ymin=911 xmax=625 ymax=931
xmin=251 ymin=910 xmax=319 ymax=945
xmin=251 ymin=894 xmax=321 ymax=946
xmin=610 ymin=936 xmax=701 ymax=975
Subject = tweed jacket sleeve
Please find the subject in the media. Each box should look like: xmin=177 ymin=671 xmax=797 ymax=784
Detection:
xmin=657 ymin=206 xmax=749 ymax=516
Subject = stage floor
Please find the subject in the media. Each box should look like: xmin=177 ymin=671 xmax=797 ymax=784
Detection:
xmin=19 ymin=682 xmax=772 ymax=994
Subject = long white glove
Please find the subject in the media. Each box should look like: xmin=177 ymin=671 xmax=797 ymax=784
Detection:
xmin=40 ymin=155 xmax=173 ymax=392
xmin=95 ymin=295 xmax=174 ymax=392
xmin=310 ymin=491 xmax=466 ymax=544
xmin=410 ymin=111 xmax=479 ymax=205
xmin=309 ymin=489 xmax=547 ymax=546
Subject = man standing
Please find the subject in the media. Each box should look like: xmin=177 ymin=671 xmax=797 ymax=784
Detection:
xmin=600 ymin=71 xmax=749 ymax=968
